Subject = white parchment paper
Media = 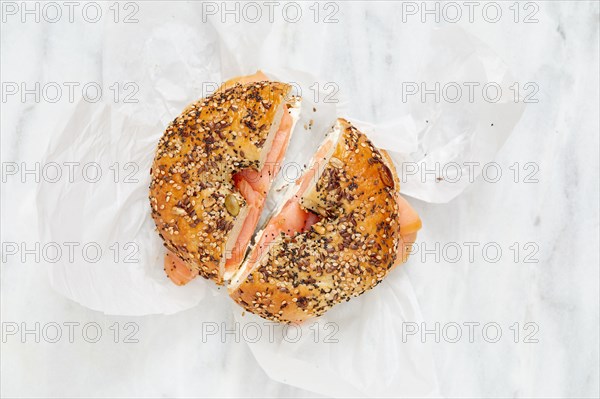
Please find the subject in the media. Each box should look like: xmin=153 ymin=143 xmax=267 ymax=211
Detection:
xmin=37 ymin=5 xmax=525 ymax=397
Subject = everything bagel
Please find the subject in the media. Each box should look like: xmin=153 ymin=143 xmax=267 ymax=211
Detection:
xmin=228 ymin=118 xmax=421 ymax=323
xmin=149 ymin=72 xmax=299 ymax=284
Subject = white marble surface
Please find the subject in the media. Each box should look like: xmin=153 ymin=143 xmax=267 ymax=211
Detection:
xmin=1 ymin=1 xmax=599 ymax=397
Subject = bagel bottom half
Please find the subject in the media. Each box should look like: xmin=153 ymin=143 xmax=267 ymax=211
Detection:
xmin=228 ymin=118 xmax=421 ymax=323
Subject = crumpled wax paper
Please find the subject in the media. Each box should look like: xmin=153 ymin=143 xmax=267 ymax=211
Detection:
xmin=37 ymin=4 xmax=524 ymax=398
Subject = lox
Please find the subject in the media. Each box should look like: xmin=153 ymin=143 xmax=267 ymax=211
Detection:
xmin=149 ymin=72 xmax=421 ymax=323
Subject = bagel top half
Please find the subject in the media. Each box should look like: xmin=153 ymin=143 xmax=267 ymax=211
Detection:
xmin=149 ymin=81 xmax=292 ymax=284
xmin=229 ymin=118 xmax=405 ymax=323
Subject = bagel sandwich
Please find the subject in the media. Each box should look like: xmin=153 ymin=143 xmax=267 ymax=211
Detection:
xmin=149 ymin=72 xmax=301 ymax=285
xmin=149 ymin=74 xmax=422 ymax=323
xmin=228 ymin=118 xmax=421 ymax=323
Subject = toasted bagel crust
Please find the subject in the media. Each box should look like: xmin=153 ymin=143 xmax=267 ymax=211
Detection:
xmin=229 ymin=119 xmax=402 ymax=322
xmin=149 ymin=81 xmax=291 ymax=284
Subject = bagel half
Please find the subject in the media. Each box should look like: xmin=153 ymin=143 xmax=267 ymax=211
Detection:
xmin=149 ymin=75 xmax=298 ymax=284
xmin=228 ymin=118 xmax=421 ymax=323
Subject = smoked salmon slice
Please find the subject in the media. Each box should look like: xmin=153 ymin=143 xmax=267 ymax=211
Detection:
xmin=225 ymin=107 xmax=294 ymax=272
xmin=164 ymin=251 xmax=196 ymax=286
xmin=395 ymin=194 xmax=421 ymax=264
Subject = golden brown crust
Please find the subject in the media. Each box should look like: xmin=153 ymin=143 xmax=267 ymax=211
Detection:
xmin=229 ymin=119 xmax=401 ymax=322
xmin=149 ymin=81 xmax=291 ymax=284
xmin=379 ymin=149 xmax=401 ymax=192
